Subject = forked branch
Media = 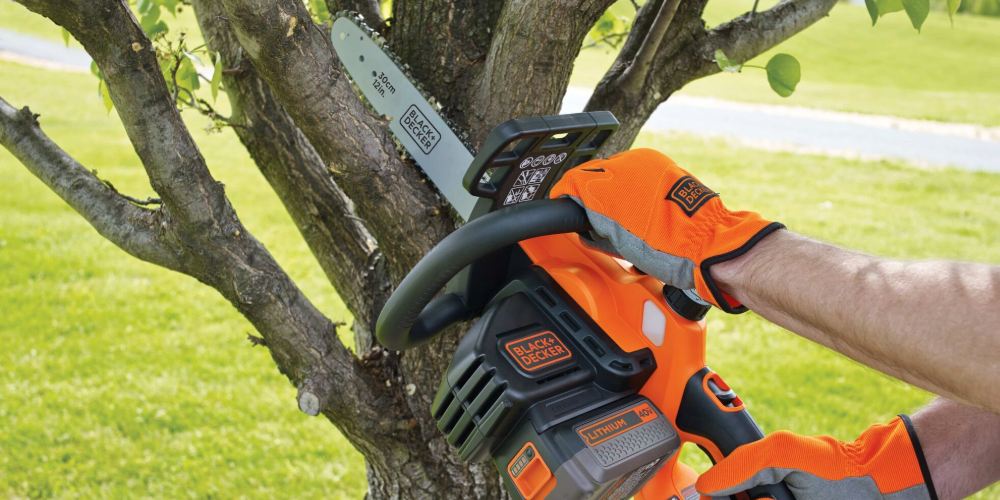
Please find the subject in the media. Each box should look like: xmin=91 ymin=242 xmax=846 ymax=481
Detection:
xmin=617 ymin=0 xmax=682 ymax=93
xmin=0 ymin=97 xmax=183 ymax=271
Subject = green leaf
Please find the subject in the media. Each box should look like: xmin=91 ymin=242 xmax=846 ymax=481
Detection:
xmin=176 ymin=56 xmax=200 ymax=93
xmin=182 ymin=50 xmax=204 ymax=67
xmin=714 ymin=49 xmax=742 ymax=73
xmin=946 ymin=0 xmax=962 ymax=21
xmin=313 ymin=0 xmax=331 ymax=24
xmin=61 ymin=27 xmax=71 ymax=47
xmin=947 ymin=0 xmax=961 ymax=23
xmin=865 ymin=0 xmax=879 ymax=25
xmin=877 ymin=0 xmax=904 ymax=16
xmin=139 ymin=6 xmax=162 ymax=35
xmin=147 ymin=21 xmax=169 ymax=37
xmin=99 ymin=78 xmax=113 ymax=114
xmin=766 ymin=53 xmax=800 ymax=98
xmin=137 ymin=0 xmax=154 ymax=15
xmin=211 ymin=57 xmax=223 ymax=102
xmin=90 ymin=60 xmax=101 ymax=78
xmin=160 ymin=0 xmax=180 ymax=16
xmin=901 ymin=0 xmax=930 ymax=31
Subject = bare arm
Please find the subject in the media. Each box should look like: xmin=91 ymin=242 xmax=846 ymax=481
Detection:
xmin=913 ymin=398 xmax=1000 ymax=500
xmin=711 ymin=230 xmax=1000 ymax=414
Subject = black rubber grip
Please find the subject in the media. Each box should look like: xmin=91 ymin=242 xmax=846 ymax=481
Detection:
xmin=676 ymin=367 xmax=795 ymax=500
xmin=376 ymin=198 xmax=591 ymax=351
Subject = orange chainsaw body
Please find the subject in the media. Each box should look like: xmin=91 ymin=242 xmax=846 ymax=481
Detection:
xmin=521 ymin=233 xmax=741 ymax=500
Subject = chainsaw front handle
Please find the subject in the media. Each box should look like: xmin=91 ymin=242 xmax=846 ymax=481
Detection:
xmin=376 ymin=198 xmax=592 ymax=351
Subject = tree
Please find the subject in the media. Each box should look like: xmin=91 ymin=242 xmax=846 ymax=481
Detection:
xmin=1 ymin=0 xmax=840 ymax=497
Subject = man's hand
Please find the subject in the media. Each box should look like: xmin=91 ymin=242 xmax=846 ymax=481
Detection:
xmin=696 ymin=416 xmax=937 ymax=500
xmin=550 ymin=149 xmax=783 ymax=312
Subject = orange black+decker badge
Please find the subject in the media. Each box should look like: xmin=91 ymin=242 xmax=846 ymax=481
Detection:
xmin=504 ymin=331 xmax=572 ymax=372
xmin=667 ymin=175 xmax=717 ymax=216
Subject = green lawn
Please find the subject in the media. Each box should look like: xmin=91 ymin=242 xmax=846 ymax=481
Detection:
xmin=2 ymin=55 xmax=999 ymax=500
xmin=572 ymin=0 xmax=1000 ymax=126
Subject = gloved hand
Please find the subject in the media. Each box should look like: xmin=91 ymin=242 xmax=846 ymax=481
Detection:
xmin=697 ymin=415 xmax=938 ymax=500
xmin=549 ymin=149 xmax=784 ymax=313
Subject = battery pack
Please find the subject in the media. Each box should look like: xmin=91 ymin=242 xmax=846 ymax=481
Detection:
xmin=496 ymin=396 xmax=680 ymax=500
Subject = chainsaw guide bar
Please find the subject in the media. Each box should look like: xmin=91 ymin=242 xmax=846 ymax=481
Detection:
xmin=331 ymin=12 xmax=480 ymax=222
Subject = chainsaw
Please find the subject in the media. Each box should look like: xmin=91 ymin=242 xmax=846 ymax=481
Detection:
xmin=332 ymin=13 xmax=795 ymax=500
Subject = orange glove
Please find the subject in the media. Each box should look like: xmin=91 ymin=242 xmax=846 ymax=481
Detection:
xmin=549 ymin=149 xmax=783 ymax=313
xmin=697 ymin=416 xmax=938 ymax=500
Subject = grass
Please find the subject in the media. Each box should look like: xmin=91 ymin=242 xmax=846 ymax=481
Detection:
xmin=2 ymin=54 xmax=999 ymax=500
xmin=0 ymin=59 xmax=366 ymax=499
xmin=5 ymin=0 xmax=1000 ymax=126
xmin=572 ymin=0 xmax=1000 ymax=126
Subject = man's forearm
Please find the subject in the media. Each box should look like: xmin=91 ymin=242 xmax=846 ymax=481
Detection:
xmin=711 ymin=230 xmax=1000 ymax=414
xmin=913 ymin=398 xmax=1000 ymax=500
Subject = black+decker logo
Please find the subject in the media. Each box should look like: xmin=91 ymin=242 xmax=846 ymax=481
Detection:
xmin=504 ymin=331 xmax=572 ymax=372
xmin=667 ymin=176 xmax=717 ymax=216
xmin=401 ymin=104 xmax=441 ymax=154
xmin=578 ymin=403 xmax=657 ymax=447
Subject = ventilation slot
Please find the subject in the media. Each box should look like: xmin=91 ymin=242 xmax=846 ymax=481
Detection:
xmin=455 ymin=356 xmax=484 ymax=389
xmin=584 ymin=336 xmax=606 ymax=357
xmin=475 ymin=383 xmax=506 ymax=419
xmin=463 ymin=368 xmax=494 ymax=405
xmin=640 ymin=357 xmax=654 ymax=368
xmin=432 ymin=391 xmax=454 ymax=420
xmin=453 ymin=420 xmax=476 ymax=449
xmin=559 ymin=312 xmax=580 ymax=332
xmin=536 ymin=366 xmax=580 ymax=385
xmin=440 ymin=399 xmax=464 ymax=434
xmin=536 ymin=287 xmax=557 ymax=307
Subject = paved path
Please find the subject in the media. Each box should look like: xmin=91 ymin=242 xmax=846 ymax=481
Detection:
xmin=0 ymin=28 xmax=90 ymax=71
xmin=562 ymin=88 xmax=1000 ymax=173
xmin=3 ymin=27 xmax=998 ymax=173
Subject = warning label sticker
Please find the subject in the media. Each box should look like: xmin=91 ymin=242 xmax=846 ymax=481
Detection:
xmin=504 ymin=331 xmax=572 ymax=372
xmin=504 ymin=167 xmax=551 ymax=206
xmin=578 ymin=403 xmax=658 ymax=447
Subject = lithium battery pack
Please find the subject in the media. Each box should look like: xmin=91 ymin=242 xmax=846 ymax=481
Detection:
xmin=498 ymin=397 xmax=679 ymax=500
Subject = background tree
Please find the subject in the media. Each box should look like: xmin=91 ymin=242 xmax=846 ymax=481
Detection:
xmin=5 ymin=0 xmax=935 ymax=496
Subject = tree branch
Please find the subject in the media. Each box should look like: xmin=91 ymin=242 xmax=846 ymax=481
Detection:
xmin=12 ymin=0 xmax=392 ymax=428
xmin=691 ymin=0 xmax=837 ymax=77
xmin=0 ymin=96 xmax=183 ymax=271
xmin=617 ymin=0 xmax=682 ymax=94
xmin=193 ymin=0 xmax=390 ymax=346
xmin=586 ymin=0 xmax=837 ymax=154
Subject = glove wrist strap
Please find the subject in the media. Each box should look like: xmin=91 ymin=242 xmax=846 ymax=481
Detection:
xmin=899 ymin=414 xmax=940 ymax=500
xmin=699 ymin=222 xmax=786 ymax=314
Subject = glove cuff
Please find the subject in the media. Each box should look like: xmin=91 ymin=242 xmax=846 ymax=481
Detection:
xmin=696 ymin=221 xmax=786 ymax=314
xmin=899 ymin=414 xmax=940 ymax=500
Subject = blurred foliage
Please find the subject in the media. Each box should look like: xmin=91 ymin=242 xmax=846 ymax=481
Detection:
xmin=934 ymin=0 xmax=1000 ymax=16
xmin=586 ymin=8 xmax=633 ymax=50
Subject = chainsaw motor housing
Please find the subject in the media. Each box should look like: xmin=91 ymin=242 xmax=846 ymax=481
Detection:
xmin=431 ymin=268 xmax=682 ymax=500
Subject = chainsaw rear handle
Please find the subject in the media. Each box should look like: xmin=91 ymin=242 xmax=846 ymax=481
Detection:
xmin=676 ymin=368 xmax=795 ymax=500
xmin=376 ymin=198 xmax=591 ymax=351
